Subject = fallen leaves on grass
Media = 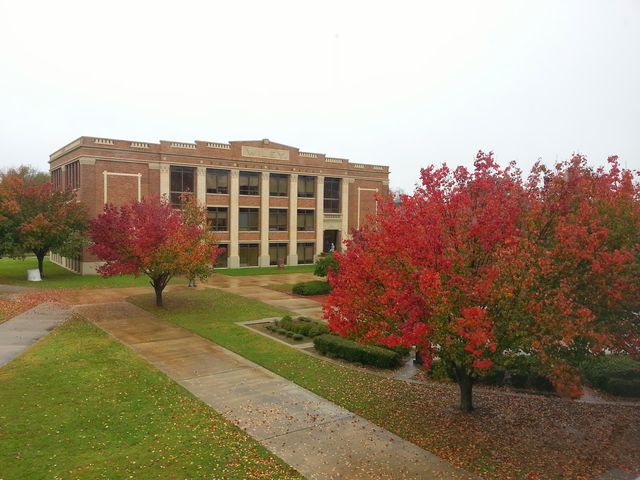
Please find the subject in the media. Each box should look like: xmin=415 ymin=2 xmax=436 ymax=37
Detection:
xmin=0 ymin=290 xmax=63 ymax=322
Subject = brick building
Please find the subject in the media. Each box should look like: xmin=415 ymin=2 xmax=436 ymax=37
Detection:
xmin=49 ymin=136 xmax=390 ymax=274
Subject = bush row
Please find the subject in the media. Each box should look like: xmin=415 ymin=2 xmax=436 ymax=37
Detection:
xmin=313 ymin=334 xmax=404 ymax=369
xmin=428 ymin=354 xmax=640 ymax=397
xmin=428 ymin=357 xmax=555 ymax=392
xmin=265 ymin=324 xmax=305 ymax=341
xmin=581 ymin=355 xmax=640 ymax=397
xmin=292 ymin=280 xmax=331 ymax=296
xmin=266 ymin=315 xmax=330 ymax=339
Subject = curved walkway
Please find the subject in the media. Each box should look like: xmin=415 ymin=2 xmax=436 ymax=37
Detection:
xmin=76 ymin=300 xmax=476 ymax=480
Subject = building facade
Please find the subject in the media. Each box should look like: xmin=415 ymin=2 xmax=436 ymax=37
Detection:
xmin=49 ymin=136 xmax=390 ymax=274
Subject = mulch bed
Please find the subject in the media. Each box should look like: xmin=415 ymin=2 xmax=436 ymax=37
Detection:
xmin=372 ymin=373 xmax=640 ymax=480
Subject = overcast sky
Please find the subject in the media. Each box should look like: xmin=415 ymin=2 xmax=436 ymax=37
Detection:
xmin=0 ymin=0 xmax=638 ymax=191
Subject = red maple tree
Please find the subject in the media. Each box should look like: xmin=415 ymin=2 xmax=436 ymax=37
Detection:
xmin=324 ymin=152 xmax=640 ymax=411
xmin=0 ymin=170 xmax=88 ymax=276
xmin=89 ymin=195 xmax=222 ymax=306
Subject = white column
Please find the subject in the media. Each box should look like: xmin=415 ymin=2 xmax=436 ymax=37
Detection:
xmin=315 ymin=175 xmax=324 ymax=258
xmin=259 ymin=172 xmax=270 ymax=267
xmin=160 ymin=164 xmax=170 ymax=199
xmin=287 ymin=174 xmax=299 ymax=265
xmin=228 ymin=169 xmax=240 ymax=268
xmin=196 ymin=166 xmax=206 ymax=206
xmin=340 ymin=177 xmax=352 ymax=247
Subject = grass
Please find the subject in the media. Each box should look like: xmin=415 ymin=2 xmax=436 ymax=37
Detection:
xmin=0 ymin=319 xmax=301 ymax=480
xmin=264 ymin=283 xmax=294 ymax=294
xmin=0 ymin=257 xmax=181 ymax=289
xmin=216 ymin=264 xmax=314 ymax=276
xmin=130 ymin=288 xmax=640 ymax=480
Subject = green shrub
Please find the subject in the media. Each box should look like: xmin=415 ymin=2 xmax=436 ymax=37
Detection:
xmin=426 ymin=359 xmax=454 ymax=381
xmin=478 ymin=368 xmax=505 ymax=386
xmin=292 ymin=280 xmax=331 ymax=296
xmin=314 ymin=252 xmax=339 ymax=277
xmin=307 ymin=324 xmax=329 ymax=338
xmin=606 ymin=378 xmax=640 ymax=397
xmin=272 ymin=315 xmax=330 ymax=338
xmin=582 ymin=355 xmax=640 ymax=396
xmin=313 ymin=334 xmax=403 ymax=369
xmin=286 ymin=331 xmax=294 ymax=338
xmin=508 ymin=372 xmax=553 ymax=391
xmin=292 ymin=333 xmax=304 ymax=341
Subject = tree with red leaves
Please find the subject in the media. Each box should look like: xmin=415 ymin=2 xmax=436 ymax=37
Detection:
xmin=0 ymin=169 xmax=88 ymax=276
xmin=498 ymin=154 xmax=640 ymax=397
xmin=324 ymin=152 xmax=640 ymax=412
xmin=89 ymin=195 xmax=222 ymax=307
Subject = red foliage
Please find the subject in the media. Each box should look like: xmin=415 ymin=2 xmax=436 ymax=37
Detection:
xmin=325 ymin=152 xmax=640 ymax=409
xmin=0 ymin=172 xmax=87 ymax=275
xmin=89 ymin=195 xmax=221 ymax=306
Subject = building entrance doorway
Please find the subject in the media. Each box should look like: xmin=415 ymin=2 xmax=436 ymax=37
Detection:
xmin=323 ymin=230 xmax=339 ymax=253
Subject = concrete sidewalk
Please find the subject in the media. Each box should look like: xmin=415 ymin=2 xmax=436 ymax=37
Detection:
xmin=0 ymin=302 xmax=72 ymax=367
xmin=76 ymin=301 xmax=475 ymax=480
xmin=204 ymin=272 xmax=325 ymax=319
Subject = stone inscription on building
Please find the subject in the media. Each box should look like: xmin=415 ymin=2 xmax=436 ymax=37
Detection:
xmin=241 ymin=146 xmax=290 ymax=161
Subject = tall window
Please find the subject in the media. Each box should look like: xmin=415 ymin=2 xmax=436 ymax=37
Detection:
xmin=239 ymin=244 xmax=259 ymax=267
xmin=206 ymin=169 xmax=229 ymax=194
xmin=65 ymin=161 xmax=80 ymax=189
xmin=269 ymin=174 xmax=288 ymax=197
xmin=215 ymin=244 xmax=229 ymax=268
xmin=52 ymin=168 xmax=62 ymax=190
xmin=324 ymin=177 xmax=340 ymax=213
xmin=297 ymin=242 xmax=315 ymax=264
xmin=298 ymin=176 xmax=315 ymax=198
xmin=269 ymin=208 xmax=288 ymax=231
xmin=239 ymin=208 xmax=259 ymax=231
xmin=170 ymin=166 xmax=195 ymax=206
xmin=207 ymin=207 xmax=228 ymax=231
xmin=239 ymin=172 xmax=259 ymax=195
xmin=297 ymin=209 xmax=315 ymax=231
xmin=269 ymin=243 xmax=288 ymax=266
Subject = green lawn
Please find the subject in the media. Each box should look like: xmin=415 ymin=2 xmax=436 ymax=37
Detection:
xmin=0 ymin=257 xmax=181 ymax=289
xmin=264 ymin=282 xmax=295 ymax=294
xmin=217 ymin=264 xmax=314 ymax=276
xmin=129 ymin=288 xmax=640 ymax=480
xmin=0 ymin=319 xmax=301 ymax=480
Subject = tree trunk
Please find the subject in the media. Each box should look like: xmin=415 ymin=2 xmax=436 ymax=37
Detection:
xmin=154 ymin=283 xmax=164 ymax=307
xmin=150 ymin=273 xmax=171 ymax=307
xmin=35 ymin=251 xmax=45 ymax=278
xmin=457 ymin=370 xmax=474 ymax=413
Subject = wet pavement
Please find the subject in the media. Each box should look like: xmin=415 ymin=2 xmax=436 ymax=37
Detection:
xmin=0 ymin=302 xmax=72 ymax=367
xmin=202 ymin=272 xmax=325 ymax=319
xmin=76 ymin=300 xmax=475 ymax=480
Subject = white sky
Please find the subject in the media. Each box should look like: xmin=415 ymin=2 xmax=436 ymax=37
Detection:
xmin=0 ymin=0 xmax=638 ymax=191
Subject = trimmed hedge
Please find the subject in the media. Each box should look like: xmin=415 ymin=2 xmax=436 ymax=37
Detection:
xmin=270 ymin=315 xmax=330 ymax=339
xmin=292 ymin=280 xmax=331 ymax=296
xmin=606 ymin=378 xmax=640 ymax=397
xmin=582 ymin=355 xmax=640 ymax=397
xmin=313 ymin=334 xmax=404 ymax=369
xmin=429 ymin=357 xmax=554 ymax=392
